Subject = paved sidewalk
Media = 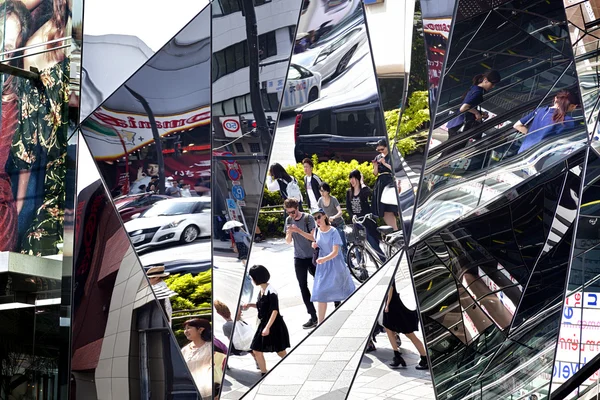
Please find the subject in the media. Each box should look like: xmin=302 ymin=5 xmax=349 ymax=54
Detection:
xmin=241 ymin=253 xmax=399 ymax=400
xmin=347 ymin=259 xmax=435 ymax=400
xmin=222 ymin=239 xmax=338 ymax=399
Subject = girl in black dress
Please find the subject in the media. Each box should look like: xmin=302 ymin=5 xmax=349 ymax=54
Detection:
xmin=384 ymin=281 xmax=428 ymax=370
xmin=372 ymin=139 xmax=398 ymax=230
xmin=241 ymin=265 xmax=290 ymax=376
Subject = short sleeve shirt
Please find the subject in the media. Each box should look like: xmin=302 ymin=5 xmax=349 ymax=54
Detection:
xmin=447 ymin=85 xmax=485 ymax=129
xmin=518 ymin=106 xmax=576 ymax=154
xmin=318 ymin=196 xmax=343 ymax=227
xmin=284 ymin=213 xmax=316 ymax=259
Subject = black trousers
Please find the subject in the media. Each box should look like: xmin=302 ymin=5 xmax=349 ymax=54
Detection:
xmin=294 ymin=257 xmax=317 ymax=319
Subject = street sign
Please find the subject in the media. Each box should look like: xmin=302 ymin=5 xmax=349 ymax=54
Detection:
xmin=232 ymin=184 xmax=246 ymax=201
xmin=237 ymin=200 xmax=246 ymax=207
xmin=227 ymin=168 xmax=242 ymax=181
xmin=226 ymin=199 xmax=237 ymax=211
xmin=220 ymin=116 xmax=242 ymax=138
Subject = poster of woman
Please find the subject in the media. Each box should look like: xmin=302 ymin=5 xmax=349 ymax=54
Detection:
xmin=0 ymin=0 xmax=72 ymax=256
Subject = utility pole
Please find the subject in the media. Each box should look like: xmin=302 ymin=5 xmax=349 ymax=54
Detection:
xmin=125 ymin=85 xmax=166 ymax=195
xmin=241 ymin=0 xmax=270 ymax=144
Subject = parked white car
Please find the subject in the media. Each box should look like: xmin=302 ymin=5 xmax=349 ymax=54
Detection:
xmin=292 ymin=20 xmax=367 ymax=81
xmin=280 ymin=63 xmax=322 ymax=111
xmin=126 ymin=197 xmax=211 ymax=251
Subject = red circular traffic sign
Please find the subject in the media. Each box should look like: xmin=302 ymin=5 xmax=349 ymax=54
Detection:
xmin=223 ymin=119 xmax=240 ymax=133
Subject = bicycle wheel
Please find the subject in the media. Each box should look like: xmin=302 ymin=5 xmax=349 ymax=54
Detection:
xmin=347 ymin=244 xmax=378 ymax=283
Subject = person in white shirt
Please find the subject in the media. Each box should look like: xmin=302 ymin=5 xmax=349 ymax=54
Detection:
xmin=302 ymin=158 xmax=322 ymax=213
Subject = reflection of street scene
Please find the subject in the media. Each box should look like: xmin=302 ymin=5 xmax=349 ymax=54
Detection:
xmin=76 ymin=8 xmax=213 ymax=398
xmin=220 ymin=0 xmax=408 ymax=395
xmin=350 ymin=257 xmax=434 ymax=399
xmin=71 ymin=177 xmax=202 ymax=399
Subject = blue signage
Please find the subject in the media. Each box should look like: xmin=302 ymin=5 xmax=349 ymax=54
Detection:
xmin=226 ymin=199 xmax=237 ymax=210
xmin=232 ymin=184 xmax=246 ymax=201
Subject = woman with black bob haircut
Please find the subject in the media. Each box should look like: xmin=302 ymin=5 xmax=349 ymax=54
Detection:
xmin=242 ymin=265 xmax=290 ymax=376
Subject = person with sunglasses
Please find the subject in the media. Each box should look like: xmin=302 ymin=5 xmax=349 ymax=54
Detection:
xmin=284 ymin=197 xmax=318 ymax=329
xmin=311 ymin=209 xmax=355 ymax=324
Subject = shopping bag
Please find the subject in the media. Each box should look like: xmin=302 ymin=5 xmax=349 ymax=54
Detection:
xmin=232 ymin=320 xmax=254 ymax=351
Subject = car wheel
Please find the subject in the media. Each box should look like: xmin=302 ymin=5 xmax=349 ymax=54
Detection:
xmin=308 ymin=87 xmax=319 ymax=102
xmin=181 ymin=225 xmax=199 ymax=243
xmin=335 ymin=46 xmax=356 ymax=76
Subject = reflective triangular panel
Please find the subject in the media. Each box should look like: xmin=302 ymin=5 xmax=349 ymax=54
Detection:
xmin=241 ymin=252 xmax=399 ymax=400
xmin=80 ymin=0 xmax=210 ymax=120
xmin=218 ymin=0 xmax=410 ymax=395
xmin=412 ymin=0 xmax=587 ymax=245
xmin=77 ymin=6 xmax=213 ymax=398
xmin=346 ymin=253 xmax=435 ymax=400
xmin=210 ymin=0 xmax=306 ymax=397
xmin=71 ymin=136 xmax=203 ymax=399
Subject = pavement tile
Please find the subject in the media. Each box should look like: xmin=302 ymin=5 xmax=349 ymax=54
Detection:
xmin=257 ymin=384 xmax=302 ymax=396
xmin=331 ymin=370 xmax=357 ymax=391
xmin=262 ymin=364 xmax=314 ymax=385
xmin=301 ymin=381 xmax=335 ymax=391
xmin=312 ymin=310 xmax=353 ymax=336
xmin=307 ymin=361 xmax=347 ymax=382
xmin=313 ymin=389 xmax=348 ymax=400
xmin=294 ymin=344 xmax=328 ymax=355
xmin=319 ymin=351 xmax=356 ymax=362
xmin=326 ymin=337 xmax=365 ymax=352
xmin=360 ymin=368 xmax=389 ymax=378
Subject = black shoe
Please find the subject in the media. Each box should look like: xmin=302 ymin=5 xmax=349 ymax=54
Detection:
xmin=389 ymin=353 xmax=406 ymax=369
xmin=366 ymin=340 xmax=376 ymax=352
xmin=261 ymin=372 xmax=267 ymax=377
xmin=303 ymin=318 xmax=317 ymax=329
xmin=416 ymin=356 xmax=429 ymax=370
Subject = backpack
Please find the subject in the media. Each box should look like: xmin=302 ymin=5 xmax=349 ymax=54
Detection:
xmin=285 ymin=178 xmax=303 ymax=202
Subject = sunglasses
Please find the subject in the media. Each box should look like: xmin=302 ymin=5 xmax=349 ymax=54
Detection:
xmin=286 ymin=210 xmax=296 ymax=215
xmin=315 ymin=214 xmax=323 ymax=220
xmin=376 ymin=148 xmax=385 ymax=152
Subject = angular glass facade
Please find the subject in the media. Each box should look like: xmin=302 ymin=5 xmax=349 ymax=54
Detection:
xmin=1 ymin=0 xmax=600 ymax=399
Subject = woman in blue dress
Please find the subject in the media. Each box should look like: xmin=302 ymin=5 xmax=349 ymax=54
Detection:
xmin=311 ymin=209 xmax=356 ymax=324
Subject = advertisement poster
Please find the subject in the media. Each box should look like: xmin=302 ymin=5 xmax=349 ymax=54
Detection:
xmin=1 ymin=0 xmax=72 ymax=257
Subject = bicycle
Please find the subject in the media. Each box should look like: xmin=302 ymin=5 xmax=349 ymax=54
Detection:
xmin=344 ymin=213 xmax=404 ymax=283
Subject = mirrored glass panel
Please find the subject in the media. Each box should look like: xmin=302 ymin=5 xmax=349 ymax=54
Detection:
xmin=409 ymin=148 xmax=586 ymax=399
xmin=0 ymin=0 xmax=78 ymax=395
xmin=564 ymin=0 xmax=600 ymax=146
xmin=210 ymin=0 xmax=303 ymax=397
xmin=347 ymin=252 xmax=435 ymax=399
xmin=71 ymin=138 xmax=202 ymax=400
xmin=80 ymin=0 xmax=209 ymax=120
xmin=412 ymin=0 xmax=588 ymax=244
xmin=78 ymin=6 xmax=213 ymax=397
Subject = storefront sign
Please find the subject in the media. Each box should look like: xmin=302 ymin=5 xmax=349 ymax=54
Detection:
xmin=81 ymin=105 xmax=210 ymax=160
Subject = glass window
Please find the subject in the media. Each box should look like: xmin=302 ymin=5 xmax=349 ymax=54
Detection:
xmin=213 ymin=51 xmax=226 ymax=81
xmin=249 ymin=142 xmax=261 ymax=153
xmin=235 ymin=96 xmax=247 ymax=114
xmin=245 ymin=94 xmax=253 ymax=113
xmin=288 ymin=65 xmax=302 ymax=80
xmin=223 ymin=98 xmax=236 ymax=115
xmin=235 ymin=142 xmax=245 ymax=152
xmin=225 ymin=47 xmax=236 ymax=75
xmin=299 ymin=111 xmax=332 ymax=135
xmin=234 ymin=42 xmax=246 ymax=71
xmin=335 ymin=108 xmax=379 ymax=137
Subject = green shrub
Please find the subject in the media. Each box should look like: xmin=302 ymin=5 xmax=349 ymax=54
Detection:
xmin=165 ymin=271 xmax=211 ymax=311
xmin=257 ymin=208 xmax=285 ymax=237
